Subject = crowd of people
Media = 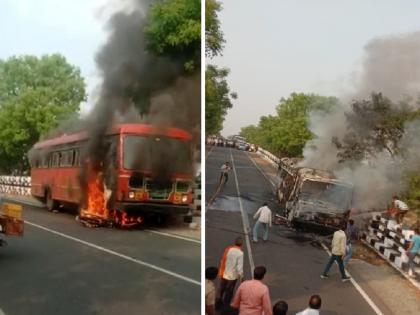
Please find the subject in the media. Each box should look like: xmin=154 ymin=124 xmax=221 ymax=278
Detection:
xmin=205 ymin=216 xmax=361 ymax=315
xmin=206 ymin=260 xmax=322 ymax=315
xmin=205 ymin=235 xmax=327 ymax=315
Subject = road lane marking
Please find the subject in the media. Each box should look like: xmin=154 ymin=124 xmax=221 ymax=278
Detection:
xmin=25 ymin=221 xmax=200 ymax=286
xmin=320 ymin=243 xmax=384 ymax=315
xmin=0 ymin=308 xmax=5 ymax=315
xmin=146 ymin=229 xmax=200 ymax=244
xmin=230 ymin=149 xmax=255 ymax=275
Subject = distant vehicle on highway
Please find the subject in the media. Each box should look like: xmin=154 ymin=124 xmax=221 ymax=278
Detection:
xmin=29 ymin=123 xmax=195 ymax=226
xmin=236 ymin=141 xmax=248 ymax=150
xmin=277 ymin=157 xmax=353 ymax=234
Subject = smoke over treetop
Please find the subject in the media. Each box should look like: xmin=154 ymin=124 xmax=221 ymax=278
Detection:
xmin=300 ymin=30 xmax=420 ymax=210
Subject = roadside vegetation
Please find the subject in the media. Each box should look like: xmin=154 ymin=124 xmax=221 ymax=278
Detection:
xmin=0 ymin=0 xmax=201 ymax=174
xmin=205 ymin=0 xmax=236 ymax=135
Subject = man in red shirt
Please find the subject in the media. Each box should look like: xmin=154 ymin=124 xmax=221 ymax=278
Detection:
xmin=231 ymin=266 xmax=273 ymax=315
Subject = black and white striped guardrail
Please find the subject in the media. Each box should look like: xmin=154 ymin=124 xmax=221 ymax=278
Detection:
xmin=362 ymin=214 xmax=419 ymax=280
xmin=0 ymin=176 xmax=31 ymax=196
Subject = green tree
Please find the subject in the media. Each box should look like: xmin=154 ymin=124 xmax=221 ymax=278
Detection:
xmin=333 ymin=93 xmax=419 ymax=162
xmin=241 ymin=93 xmax=337 ymax=156
xmin=0 ymin=54 xmax=86 ymax=173
xmin=145 ymin=0 xmax=201 ymax=71
xmin=205 ymin=0 xmax=225 ymax=57
xmin=205 ymin=65 xmax=237 ymax=135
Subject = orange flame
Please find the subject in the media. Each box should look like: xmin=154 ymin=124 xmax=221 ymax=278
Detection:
xmin=80 ymin=168 xmax=109 ymax=222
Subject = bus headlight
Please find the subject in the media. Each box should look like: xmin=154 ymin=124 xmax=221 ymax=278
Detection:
xmin=128 ymin=191 xmax=135 ymax=199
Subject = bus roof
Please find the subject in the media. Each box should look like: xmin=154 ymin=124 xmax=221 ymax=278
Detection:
xmin=33 ymin=123 xmax=192 ymax=149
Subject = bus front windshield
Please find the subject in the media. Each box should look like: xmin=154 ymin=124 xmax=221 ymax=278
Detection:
xmin=123 ymin=135 xmax=192 ymax=175
xmin=300 ymin=181 xmax=352 ymax=210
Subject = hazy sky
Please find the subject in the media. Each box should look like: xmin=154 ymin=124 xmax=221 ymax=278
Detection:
xmin=211 ymin=0 xmax=420 ymax=136
xmin=0 ymin=0 xmax=117 ymax=113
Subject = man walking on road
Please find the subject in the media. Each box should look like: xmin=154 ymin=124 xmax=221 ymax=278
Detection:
xmin=217 ymin=237 xmax=244 ymax=310
xmin=296 ymin=295 xmax=322 ymax=315
xmin=220 ymin=161 xmax=232 ymax=185
xmin=253 ymin=203 xmax=272 ymax=243
xmin=231 ymin=266 xmax=273 ymax=315
xmin=320 ymin=224 xmax=351 ymax=282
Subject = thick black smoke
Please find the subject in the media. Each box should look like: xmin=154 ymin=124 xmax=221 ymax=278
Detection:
xmin=85 ymin=0 xmax=200 ymax=182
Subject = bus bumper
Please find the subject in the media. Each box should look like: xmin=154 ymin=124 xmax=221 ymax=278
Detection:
xmin=114 ymin=202 xmax=191 ymax=215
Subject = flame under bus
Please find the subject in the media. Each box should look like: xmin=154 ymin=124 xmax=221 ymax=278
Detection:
xmin=30 ymin=124 xmax=195 ymax=224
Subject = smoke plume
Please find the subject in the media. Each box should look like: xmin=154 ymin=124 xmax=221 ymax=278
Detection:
xmin=300 ymin=31 xmax=420 ymax=210
xmin=85 ymin=0 xmax=200 ymax=180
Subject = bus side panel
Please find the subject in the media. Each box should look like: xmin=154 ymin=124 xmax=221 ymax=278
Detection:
xmin=31 ymin=167 xmax=82 ymax=205
xmin=53 ymin=167 xmax=82 ymax=204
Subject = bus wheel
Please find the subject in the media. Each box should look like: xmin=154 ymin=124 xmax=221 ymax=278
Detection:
xmin=45 ymin=189 xmax=58 ymax=212
xmin=183 ymin=214 xmax=193 ymax=223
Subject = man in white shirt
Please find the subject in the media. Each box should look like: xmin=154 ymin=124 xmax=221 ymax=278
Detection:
xmin=217 ymin=237 xmax=244 ymax=310
xmin=220 ymin=162 xmax=231 ymax=185
xmin=320 ymin=224 xmax=351 ymax=282
xmin=296 ymin=295 xmax=322 ymax=315
xmin=253 ymin=203 xmax=272 ymax=243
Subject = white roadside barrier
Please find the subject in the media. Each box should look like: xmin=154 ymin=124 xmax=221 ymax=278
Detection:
xmin=0 ymin=176 xmax=31 ymax=196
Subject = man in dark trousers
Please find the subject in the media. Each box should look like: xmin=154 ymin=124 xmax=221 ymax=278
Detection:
xmin=220 ymin=161 xmax=232 ymax=185
xmin=320 ymin=223 xmax=351 ymax=282
xmin=217 ymin=237 xmax=244 ymax=311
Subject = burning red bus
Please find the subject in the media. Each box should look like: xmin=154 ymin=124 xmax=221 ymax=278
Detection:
xmin=29 ymin=123 xmax=195 ymax=226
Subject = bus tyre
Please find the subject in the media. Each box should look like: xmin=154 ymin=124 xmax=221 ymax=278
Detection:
xmin=45 ymin=189 xmax=58 ymax=212
xmin=183 ymin=215 xmax=193 ymax=224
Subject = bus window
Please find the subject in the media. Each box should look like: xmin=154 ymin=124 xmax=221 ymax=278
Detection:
xmin=42 ymin=153 xmax=50 ymax=168
xmin=52 ymin=152 xmax=60 ymax=167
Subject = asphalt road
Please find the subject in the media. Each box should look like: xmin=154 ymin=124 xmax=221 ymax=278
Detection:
xmin=0 ymin=201 xmax=200 ymax=315
xmin=205 ymin=146 xmax=387 ymax=315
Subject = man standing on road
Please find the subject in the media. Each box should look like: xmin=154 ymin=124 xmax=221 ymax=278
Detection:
xmin=296 ymin=295 xmax=322 ymax=315
xmin=406 ymin=227 xmax=420 ymax=278
xmin=273 ymin=301 xmax=288 ymax=315
xmin=220 ymin=161 xmax=232 ymax=185
xmin=253 ymin=203 xmax=272 ymax=243
xmin=217 ymin=237 xmax=244 ymax=310
xmin=231 ymin=265 xmax=273 ymax=315
xmin=343 ymin=219 xmax=358 ymax=268
xmin=206 ymin=267 xmax=219 ymax=315
xmin=320 ymin=224 xmax=351 ymax=282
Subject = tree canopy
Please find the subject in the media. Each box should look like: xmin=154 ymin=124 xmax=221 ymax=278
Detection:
xmin=333 ymin=93 xmax=420 ymax=162
xmin=205 ymin=65 xmax=237 ymax=135
xmin=240 ymin=93 xmax=337 ymax=156
xmin=205 ymin=0 xmax=225 ymax=58
xmin=0 ymin=54 xmax=86 ymax=173
xmin=205 ymin=0 xmax=235 ymax=135
xmin=145 ymin=0 xmax=201 ymax=71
